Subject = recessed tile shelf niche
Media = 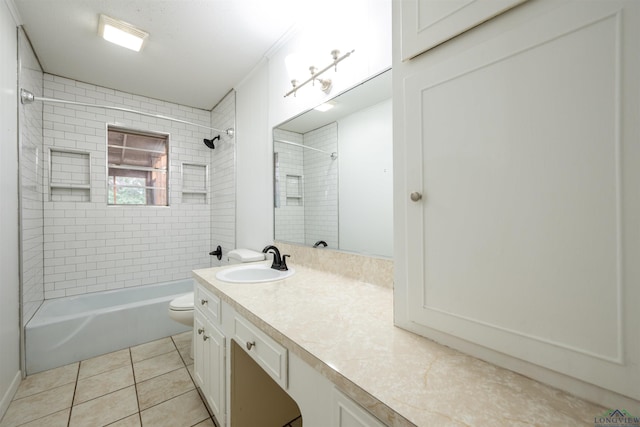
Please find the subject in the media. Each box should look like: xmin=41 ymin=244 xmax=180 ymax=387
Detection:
xmin=49 ymin=148 xmax=91 ymax=202
xmin=286 ymin=174 xmax=303 ymax=206
xmin=181 ymin=163 xmax=208 ymax=204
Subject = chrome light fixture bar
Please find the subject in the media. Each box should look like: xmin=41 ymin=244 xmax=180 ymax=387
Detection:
xmin=285 ymin=49 xmax=355 ymax=98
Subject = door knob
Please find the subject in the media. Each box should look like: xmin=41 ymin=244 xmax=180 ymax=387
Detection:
xmin=410 ymin=192 xmax=422 ymax=202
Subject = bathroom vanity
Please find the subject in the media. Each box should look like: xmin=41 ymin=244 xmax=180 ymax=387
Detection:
xmin=192 ymin=262 xmax=603 ymax=427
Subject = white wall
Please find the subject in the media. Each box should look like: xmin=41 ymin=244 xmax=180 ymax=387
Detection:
xmin=18 ymin=27 xmax=43 ymax=325
xmin=210 ymin=91 xmax=237 ymax=265
xmin=235 ymin=61 xmax=273 ymax=251
xmin=236 ymin=0 xmax=391 ymax=250
xmin=0 ymin=0 xmax=22 ymax=418
xmin=273 ymin=129 xmax=305 ymax=244
xmin=303 ymin=124 xmax=338 ymax=248
xmin=41 ymin=74 xmax=214 ymax=298
xmin=338 ymin=99 xmax=392 ymax=257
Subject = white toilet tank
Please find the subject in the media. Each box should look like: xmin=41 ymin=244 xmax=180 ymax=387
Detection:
xmin=227 ymin=249 xmax=265 ymax=265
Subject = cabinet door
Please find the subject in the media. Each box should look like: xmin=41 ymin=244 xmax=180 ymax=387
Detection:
xmin=398 ymin=0 xmax=640 ymax=399
xmin=400 ymin=0 xmax=527 ymax=60
xmin=333 ymin=389 xmax=386 ymax=427
xmin=194 ymin=310 xmax=226 ymax=425
xmin=193 ymin=312 xmax=207 ymax=389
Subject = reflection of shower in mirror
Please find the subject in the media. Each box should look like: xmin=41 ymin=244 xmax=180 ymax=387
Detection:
xmin=273 ymin=69 xmax=393 ymax=258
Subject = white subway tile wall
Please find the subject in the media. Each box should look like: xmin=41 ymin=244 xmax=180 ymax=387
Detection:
xmin=274 ymin=129 xmax=305 ymax=243
xmin=303 ymin=123 xmax=338 ymax=248
xmin=19 ymin=28 xmax=45 ymax=325
xmin=273 ymin=124 xmax=338 ymax=249
xmin=209 ymin=92 xmax=236 ymax=267
xmin=42 ymin=74 xmax=215 ymax=298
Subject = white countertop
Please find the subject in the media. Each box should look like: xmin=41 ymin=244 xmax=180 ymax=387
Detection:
xmin=193 ymin=262 xmax=604 ymax=426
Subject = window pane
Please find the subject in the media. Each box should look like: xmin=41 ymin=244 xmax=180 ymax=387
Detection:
xmin=107 ymin=126 xmax=168 ymax=206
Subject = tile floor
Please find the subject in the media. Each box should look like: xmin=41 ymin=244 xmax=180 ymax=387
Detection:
xmin=0 ymin=332 xmax=218 ymax=427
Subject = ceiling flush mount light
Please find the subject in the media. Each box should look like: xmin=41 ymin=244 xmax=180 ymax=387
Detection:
xmin=99 ymin=14 xmax=148 ymax=52
xmin=285 ymin=49 xmax=355 ymax=98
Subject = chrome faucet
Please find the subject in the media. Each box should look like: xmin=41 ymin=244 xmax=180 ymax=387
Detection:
xmin=262 ymin=245 xmax=290 ymax=271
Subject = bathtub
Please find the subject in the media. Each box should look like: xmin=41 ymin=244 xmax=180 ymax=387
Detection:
xmin=25 ymin=279 xmax=194 ymax=375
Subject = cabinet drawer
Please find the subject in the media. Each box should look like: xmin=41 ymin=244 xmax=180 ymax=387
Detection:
xmin=233 ymin=315 xmax=288 ymax=389
xmin=195 ymin=284 xmax=221 ymax=325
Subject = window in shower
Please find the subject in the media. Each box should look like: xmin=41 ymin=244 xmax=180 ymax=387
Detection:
xmin=107 ymin=126 xmax=169 ymax=206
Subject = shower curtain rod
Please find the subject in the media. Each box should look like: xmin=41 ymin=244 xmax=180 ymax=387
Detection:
xmin=274 ymin=139 xmax=337 ymax=159
xmin=20 ymin=89 xmax=235 ymax=137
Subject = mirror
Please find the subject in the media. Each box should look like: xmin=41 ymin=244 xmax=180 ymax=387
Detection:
xmin=273 ymin=69 xmax=392 ymax=258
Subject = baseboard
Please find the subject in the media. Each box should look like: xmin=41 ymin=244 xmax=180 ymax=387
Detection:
xmin=0 ymin=370 xmax=21 ymax=422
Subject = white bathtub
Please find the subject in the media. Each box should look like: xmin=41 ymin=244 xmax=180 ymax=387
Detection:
xmin=25 ymin=279 xmax=194 ymax=374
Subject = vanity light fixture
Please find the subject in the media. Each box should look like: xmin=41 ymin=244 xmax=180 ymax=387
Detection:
xmin=285 ymin=49 xmax=355 ymax=98
xmin=99 ymin=14 xmax=148 ymax=52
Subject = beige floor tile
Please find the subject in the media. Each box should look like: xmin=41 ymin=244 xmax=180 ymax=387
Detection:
xmin=0 ymin=383 xmax=74 ymax=427
xmin=107 ymin=414 xmax=141 ymax=426
xmin=130 ymin=337 xmax=176 ymax=363
xmin=136 ymin=367 xmax=195 ymax=410
xmin=74 ymin=363 xmax=135 ymax=405
xmin=186 ymin=364 xmax=196 ymax=381
xmin=69 ymin=386 xmax=138 ymax=427
xmin=172 ymin=331 xmax=193 ymax=363
xmin=140 ymin=389 xmax=209 ymax=427
xmin=133 ymin=350 xmax=184 ymax=383
xmin=171 ymin=331 xmax=192 ymax=348
xmin=79 ymin=348 xmax=131 ymax=379
xmin=15 ymin=408 xmax=70 ymax=427
xmin=193 ymin=418 xmax=216 ymax=427
xmin=15 ymin=363 xmax=78 ymax=399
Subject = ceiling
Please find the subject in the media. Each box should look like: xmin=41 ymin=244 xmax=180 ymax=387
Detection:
xmin=14 ymin=0 xmax=302 ymax=110
xmin=277 ymin=69 xmax=391 ymax=134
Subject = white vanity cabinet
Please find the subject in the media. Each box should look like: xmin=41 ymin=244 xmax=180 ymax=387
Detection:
xmin=232 ymin=313 xmax=288 ymax=389
xmin=193 ymin=294 xmax=226 ymax=425
xmin=394 ymin=0 xmax=640 ymax=404
xmin=333 ymin=389 xmax=386 ymax=427
xmin=399 ymin=0 xmax=527 ymax=60
xmin=194 ymin=281 xmax=388 ymax=427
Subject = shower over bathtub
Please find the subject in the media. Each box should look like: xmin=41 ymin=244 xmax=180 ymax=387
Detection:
xmin=25 ymin=279 xmax=193 ymax=374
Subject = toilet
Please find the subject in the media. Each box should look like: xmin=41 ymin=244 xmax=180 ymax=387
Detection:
xmin=168 ymin=248 xmax=265 ymax=357
xmin=168 ymin=292 xmax=195 ymax=326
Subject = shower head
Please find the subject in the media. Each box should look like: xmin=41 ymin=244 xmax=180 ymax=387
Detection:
xmin=203 ymin=135 xmax=220 ymax=149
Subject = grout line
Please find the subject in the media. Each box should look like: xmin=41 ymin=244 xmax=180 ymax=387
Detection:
xmin=129 ymin=347 xmax=144 ymax=427
xmin=67 ymin=363 xmax=81 ymax=426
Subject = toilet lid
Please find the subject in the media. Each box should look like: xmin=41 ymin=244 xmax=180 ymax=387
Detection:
xmin=170 ymin=293 xmax=194 ymax=311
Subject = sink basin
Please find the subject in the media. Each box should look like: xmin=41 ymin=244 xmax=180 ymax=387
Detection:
xmin=215 ymin=264 xmax=295 ymax=283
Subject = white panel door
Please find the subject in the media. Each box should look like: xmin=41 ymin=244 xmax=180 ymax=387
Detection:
xmin=400 ymin=0 xmax=528 ymax=60
xmin=401 ymin=0 xmax=639 ymax=399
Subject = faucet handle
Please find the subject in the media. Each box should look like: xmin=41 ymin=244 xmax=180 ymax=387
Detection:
xmin=281 ymin=255 xmax=290 ymax=271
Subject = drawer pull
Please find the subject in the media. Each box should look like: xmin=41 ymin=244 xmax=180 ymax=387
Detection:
xmin=203 ymin=334 xmax=209 ymax=341
xmin=200 ymin=299 xmax=208 ymax=305
xmin=197 ymin=328 xmax=205 ymax=335
xmin=246 ymin=341 xmax=256 ymax=351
